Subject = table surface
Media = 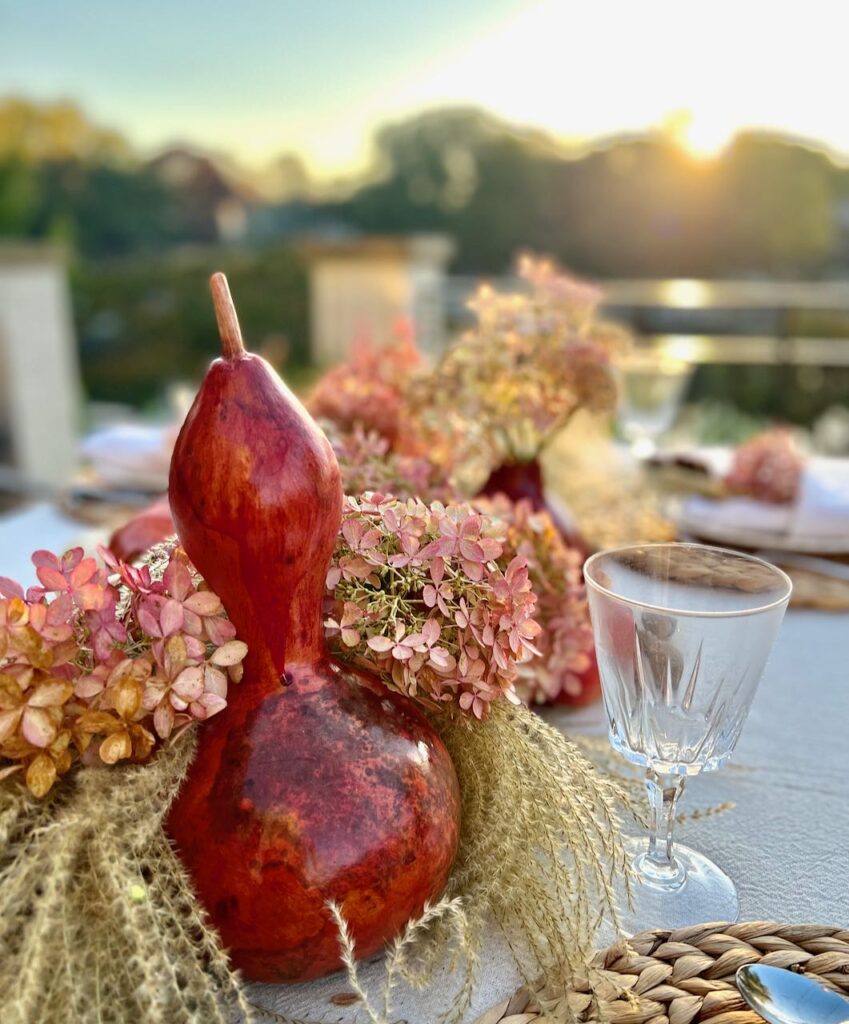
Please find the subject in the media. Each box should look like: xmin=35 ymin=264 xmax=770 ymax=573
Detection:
xmin=248 ymin=607 xmax=849 ymax=1024
xmin=0 ymin=502 xmax=107 ymax=585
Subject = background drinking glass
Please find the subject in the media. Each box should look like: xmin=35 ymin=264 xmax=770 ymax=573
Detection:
xmin=584 ymin=542 xmax=791 ymax=931
xmin=615 ymin=353 xmax=694 ymax=459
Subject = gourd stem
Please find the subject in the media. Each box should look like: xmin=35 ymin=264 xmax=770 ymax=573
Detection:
xmin=210 ymin=272 xmax=246 ymax=360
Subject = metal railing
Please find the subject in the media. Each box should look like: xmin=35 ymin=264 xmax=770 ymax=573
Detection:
xmin=445 ymin=277 xmax=849 ymax=366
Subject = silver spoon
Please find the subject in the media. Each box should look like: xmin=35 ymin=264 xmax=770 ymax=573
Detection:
xmin=737 ymin=964 xmax=849 ymax=1024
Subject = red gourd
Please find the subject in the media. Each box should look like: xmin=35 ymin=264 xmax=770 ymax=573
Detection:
xmin=109 ymin=495 xmax=173 ymax=562
xmin=166 ymin=274 xmax=460 ymax=983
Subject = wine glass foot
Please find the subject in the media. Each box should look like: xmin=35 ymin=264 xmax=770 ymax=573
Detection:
xmin=630 ymin=436 xmax=657 ymax=461
xmin=614 ymin=836 xmax=739 ymax=935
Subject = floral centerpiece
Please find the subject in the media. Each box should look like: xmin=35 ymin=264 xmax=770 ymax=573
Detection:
xmin=1 ymin=272 xmax=634 ymax=1024
xmin=308 ymin=255 xmax=628 ymax=528
xmin=325 ymin=493 xmax=540 ymax=718
xmin=1 ymin=536 xmax=630 ymax=1024
xmin=306 ymin=257 xmax=618 ymax=705
xmin=326 ymin=492 xmax=599 ymax=709
xmin=409 ymin=255 xmax=627 ymax=521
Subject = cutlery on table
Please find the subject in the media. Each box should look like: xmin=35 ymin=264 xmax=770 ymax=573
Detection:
xmin=737 ymin=964 xmax=849 ymax=1024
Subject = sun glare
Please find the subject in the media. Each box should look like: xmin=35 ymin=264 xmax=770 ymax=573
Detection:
xmin=384 ymin=0 xmax=848 ymax=180
xmin=680 ymin=111 xmax=735 ymax=159
xmin=661 ymin=110 xmax=733 ymax=160
xmin=86 ymin=0 xmax=849 ymax=174
xmin=659 ymin=279 xmax=713 ymax=309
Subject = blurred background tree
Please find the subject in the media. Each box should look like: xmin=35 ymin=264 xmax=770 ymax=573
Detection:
xmin=3 ymin=99 xmax=846 ymax=273
xmin=2 ymin=98 xmax=849 ymax=419
xmin=74 ymin=247 xmax=309 ymax=408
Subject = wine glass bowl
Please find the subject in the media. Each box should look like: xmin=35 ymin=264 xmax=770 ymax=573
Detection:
xmin=584 ymin=543 xmax=791 ymax=930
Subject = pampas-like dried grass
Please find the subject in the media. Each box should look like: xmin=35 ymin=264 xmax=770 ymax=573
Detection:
xmin=0 ymin=730 xmax=253 ymax=1024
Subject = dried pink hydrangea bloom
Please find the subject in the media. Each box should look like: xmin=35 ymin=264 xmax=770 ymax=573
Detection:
xmin=409 ymin=255 xmax=625 ymax=480
xmin=325 ymin=423 xmax=450 ymax=503
xmin=0 ymin=544 xmax=246 ymax=796
xmin=725 ymin=428 xmax=803 ymax=504
xmin=478 ymin=497 xmax=595 ymax=704
xmin=325 ymin=494 xmax=541 ymax=719
xmin=308 ymin=325 xmax=421 ymax=447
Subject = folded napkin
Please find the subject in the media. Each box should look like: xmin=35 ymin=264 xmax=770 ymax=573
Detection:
xmin=80 ymin=424 xmax=175 ymax=491
xmin=793 ymin=456 xmax=849 ymax=540
xmin=680 ymin=452 xmax=849 ymax=549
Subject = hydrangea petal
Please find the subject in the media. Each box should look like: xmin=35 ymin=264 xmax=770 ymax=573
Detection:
xmin=21 ymin=706 xmax=57 ymax=747
xmin=209 ymin=640 xmax=248 ymax=666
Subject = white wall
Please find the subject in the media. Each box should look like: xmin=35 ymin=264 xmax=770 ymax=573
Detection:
xmin=0 ymin=249 xmax=81 ymax=486
xmin=310 ymin=258 xmax=411 ymax=365
xmin=306 ymin=236 xmax=454 ymax=365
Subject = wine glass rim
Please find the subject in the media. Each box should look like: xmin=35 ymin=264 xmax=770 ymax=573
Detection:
xmin=584 ymin=541 xmax=793 ymax=618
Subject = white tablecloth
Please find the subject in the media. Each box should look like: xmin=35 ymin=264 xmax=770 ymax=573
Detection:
xmin=0 ymin=503 xmax=107 ymax=586
xmin=249 ymin=608 xmax=849 ymax=1023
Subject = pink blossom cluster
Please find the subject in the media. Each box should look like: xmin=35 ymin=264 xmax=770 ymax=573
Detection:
xmin=480 ymin=498 xmax=595 ymax=704
xmin=0 ymin=545 xmax=246 ymax=796
xmin=325 ymin=494 xmax=541 ymax=719
xmin=308 ymin=255 xmax=623 ymax=489
xmin=308 ymin=325 xmax=421 ymax=447
xmin=327 ymin=424 xmax=450 ymax=503
xmin=410 ymin=255 xmax=623 ymax=475
xmin=725 ymin=428 xmax=803 ymax=504
xmin=516 ymin=252 xmax=604 ymax=332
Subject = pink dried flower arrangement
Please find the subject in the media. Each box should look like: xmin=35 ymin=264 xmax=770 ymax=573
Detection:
xmin=308 ymin=324 xmax=422 ymax=447
xmin=0 ymin=545 xmax=246 ymax=797
xmin=410 ymin=255 xmax=626 ymax=481
xmin=327 ymin=423 xmax=450 ymax=503
xmin=478 ymin=497 xmax=595 ymax=704
xmin=725 ymin=428 xmax=804 ymax=504
xmin=324 ymin=494 xmax=541 ymax=719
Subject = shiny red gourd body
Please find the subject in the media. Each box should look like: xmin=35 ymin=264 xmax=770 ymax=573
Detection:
xmin=166 ymin=283 xmax=460 ymax=982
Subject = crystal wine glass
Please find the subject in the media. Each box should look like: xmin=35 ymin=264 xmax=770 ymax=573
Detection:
xmin=615 ymin=352 xmax=693 ymax=460
xmin=584 ymin=542 xmax=791 ymax=931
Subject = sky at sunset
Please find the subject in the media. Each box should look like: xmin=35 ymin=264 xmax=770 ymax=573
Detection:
xmin=1 ymin=0 xmax=847 ymax=176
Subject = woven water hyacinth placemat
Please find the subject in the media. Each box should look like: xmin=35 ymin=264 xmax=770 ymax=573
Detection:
xmin=474 ymin=921 xmax=849 ymax=1024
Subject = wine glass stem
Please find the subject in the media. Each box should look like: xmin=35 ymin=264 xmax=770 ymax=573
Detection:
xmin=643 ymin=769 xmax=687 ymax=884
